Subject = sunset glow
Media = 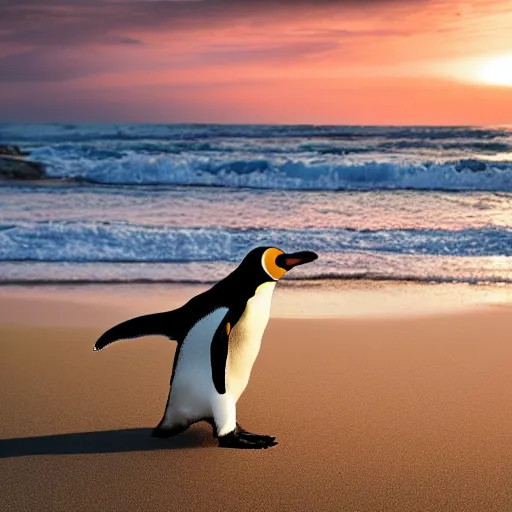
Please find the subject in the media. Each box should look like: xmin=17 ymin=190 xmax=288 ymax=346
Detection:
xmin=0 ymin=0 xmax=511 ymax=124
xmin=479 ymin=55 xmax=512 ymax=87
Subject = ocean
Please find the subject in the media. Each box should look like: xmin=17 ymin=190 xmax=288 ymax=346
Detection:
xmin=1 ymin=123 xmax=512 ymax=285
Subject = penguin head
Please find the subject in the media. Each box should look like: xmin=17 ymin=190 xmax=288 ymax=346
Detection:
xmin=238 ymin=246 xmax=318 ymax=284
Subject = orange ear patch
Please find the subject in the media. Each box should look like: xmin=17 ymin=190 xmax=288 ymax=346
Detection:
xmin=263 ymin=248 xmax=286 ymax=280
xmin=226 ymin=322 xmax=231 ymax=335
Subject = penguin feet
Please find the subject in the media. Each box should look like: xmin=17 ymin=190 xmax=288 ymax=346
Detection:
xmin=236 ymin=423 xmax=276 ymax=443
xmin=218 ymin=426 xmax=278 ymax=450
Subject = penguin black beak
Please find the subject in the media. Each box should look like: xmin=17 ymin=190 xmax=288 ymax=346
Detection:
xmin=276 ymin=251 xmax=318 ymax=270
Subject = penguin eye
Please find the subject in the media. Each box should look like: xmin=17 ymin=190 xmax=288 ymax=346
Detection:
xmin=262 ymin=248 xmax=286 ymax=280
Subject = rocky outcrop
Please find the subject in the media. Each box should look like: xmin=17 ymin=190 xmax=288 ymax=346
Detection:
xmin=0 ymin=145 xmax=28 ymax=157
xmin=0 ymin=144 xmax=45 ymax=180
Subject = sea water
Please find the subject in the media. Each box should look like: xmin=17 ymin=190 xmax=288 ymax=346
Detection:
xmin=1 ymin=123 xmax=512 ymax=285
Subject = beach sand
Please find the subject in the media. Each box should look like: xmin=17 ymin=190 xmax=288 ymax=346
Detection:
xmin=2 ymin=285 xmax=512 ymax=511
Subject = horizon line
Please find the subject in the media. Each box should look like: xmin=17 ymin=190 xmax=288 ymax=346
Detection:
xmin=1 ymin=122 xmax=511 ymax=128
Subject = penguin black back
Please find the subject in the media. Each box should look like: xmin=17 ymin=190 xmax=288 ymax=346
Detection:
xmin=94 ymin=247 xmax=275 ymax=351
xmin=94 ymin=246 xmax=317 ymax=350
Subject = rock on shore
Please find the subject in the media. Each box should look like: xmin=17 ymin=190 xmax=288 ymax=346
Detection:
xmin=0 ymin=145 xmax=45 ymax=180
xmin=0 ymin=145 xmax=28 ymax=157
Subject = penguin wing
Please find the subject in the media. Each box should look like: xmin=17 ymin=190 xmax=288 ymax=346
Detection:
xmin=210 ymin=306 xmax=245 ymax=394
xmin=94 ymin=310 xmax=185 ymax=352
xmin=210 ymin=313 xmax=231 ymax=394
xmin=94 ymin=283 xmax=230 ymax=352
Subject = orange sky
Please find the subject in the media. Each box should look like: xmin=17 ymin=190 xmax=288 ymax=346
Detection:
xmin=1 ymin=0 xmax=511 ymax=124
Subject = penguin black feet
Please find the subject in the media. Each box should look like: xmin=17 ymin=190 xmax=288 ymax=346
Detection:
xmin=236 ymin=423 xmax=276 ymax=444
xmin=218 ymin=425 xmax=277 ymax=450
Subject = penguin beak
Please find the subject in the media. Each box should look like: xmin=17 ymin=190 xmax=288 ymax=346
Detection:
xmin=276 ymin=251 xmax=318 ymax=270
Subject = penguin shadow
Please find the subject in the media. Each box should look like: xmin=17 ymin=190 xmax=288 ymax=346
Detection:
xmin=0 ymin=425 xmax=216 ymax=459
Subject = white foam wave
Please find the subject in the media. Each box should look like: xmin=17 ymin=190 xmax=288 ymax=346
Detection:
xmin=2 ymin=222 xmax=512 ymax=263
xmin=32 ymin=148 xmax=512 ymax=191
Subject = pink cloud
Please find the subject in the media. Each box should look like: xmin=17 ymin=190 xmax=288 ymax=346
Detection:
xmin=1 ymin=0 xmax=511 ymax=123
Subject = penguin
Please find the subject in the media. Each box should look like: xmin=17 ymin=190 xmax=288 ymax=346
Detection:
xmin=94 ymin=246 xmax=318 ymax=449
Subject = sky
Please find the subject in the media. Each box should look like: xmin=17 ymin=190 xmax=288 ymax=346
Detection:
xmin=1 ymin=0 xmax=511 ymax=125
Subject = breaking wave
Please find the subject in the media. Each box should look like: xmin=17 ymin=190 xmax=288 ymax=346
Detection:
xmin=31 ymin=150 xmax=512 ymax=191
xmin=0 ymin=122 xmax=508 ymax=192
xmin=2 ymin=222 xmax=512 ymax=263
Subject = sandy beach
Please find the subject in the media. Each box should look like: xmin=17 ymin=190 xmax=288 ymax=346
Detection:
xmin=2 ymin=285 xmax=512 ymax=511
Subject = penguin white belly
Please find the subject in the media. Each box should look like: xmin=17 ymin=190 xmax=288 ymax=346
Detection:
xmin=165 ymin=307 xmax=229 ymax=424
xmin=227 ymin=282 xmax=275 ymax=402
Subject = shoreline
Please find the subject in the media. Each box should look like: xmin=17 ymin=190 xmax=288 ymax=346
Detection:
xmin=2 ymin=280 xmax=512 ymax=323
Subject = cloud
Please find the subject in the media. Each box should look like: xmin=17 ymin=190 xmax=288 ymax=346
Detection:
xmin=0 ymin=0 xmax=421 ymax=83
xmin=0 ymin=46 xmax=136 ymax=82
xmin=0 ymin=0 xmax=411 ymax=48
xmin=192 ymin=40 xmax=340 ymax=67
xmin=0 ymin=49 xmax=102 ymax=82
xmin=1 ymin=0 xmax=510 ymax=124
xmin=115 ymin=36 xmax=144 ymax=45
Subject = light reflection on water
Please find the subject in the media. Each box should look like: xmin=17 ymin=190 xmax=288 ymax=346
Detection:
xmin=2 ymin=187 xmax=512 ymax=284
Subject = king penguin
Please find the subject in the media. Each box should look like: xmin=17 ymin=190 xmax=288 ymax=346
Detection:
xmin=94 ymin=247 xmax=318 ymax=449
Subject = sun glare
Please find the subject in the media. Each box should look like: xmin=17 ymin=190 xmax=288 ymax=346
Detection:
xmin=479 ymin=55 xmax=512 ymax=87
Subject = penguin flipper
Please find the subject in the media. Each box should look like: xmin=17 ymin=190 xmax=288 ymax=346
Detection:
xmin=210 ymin=313 xmax=232 ymax=395
xmin=94 ymin=311 xmax=182 ymax=352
